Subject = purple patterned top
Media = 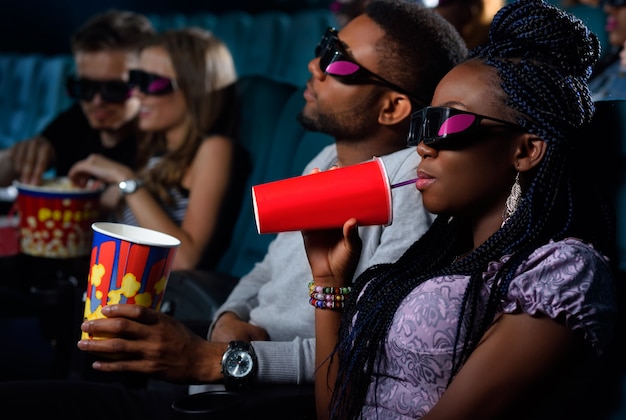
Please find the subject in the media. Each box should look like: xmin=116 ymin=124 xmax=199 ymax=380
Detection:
xmin=359 ymin=238 xmax=616 ymax=419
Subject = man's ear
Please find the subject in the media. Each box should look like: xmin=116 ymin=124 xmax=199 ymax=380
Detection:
xmin=514 ymin=133 xmax=547 ymax=172
xmin=378 ymin=92 xmax=413 ymax=126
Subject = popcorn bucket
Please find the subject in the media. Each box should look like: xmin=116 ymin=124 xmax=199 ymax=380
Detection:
xmin=14 ymin=178 xmax=103 ymax=258
xmin=82 ymin=222 xmax=180 ymax=340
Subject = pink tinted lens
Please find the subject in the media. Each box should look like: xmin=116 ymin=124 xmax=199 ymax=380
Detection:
xmin=325 ymin=60 xmax=360 ymax=76
xmin=437 ymin=114 xmax=476 ymax=136
xmin=147 ymin=78 xmax=171 ymax=93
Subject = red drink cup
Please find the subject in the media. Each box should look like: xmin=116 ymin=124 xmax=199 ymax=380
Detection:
xmin=252 ymin=157 xmax=392 ymax=234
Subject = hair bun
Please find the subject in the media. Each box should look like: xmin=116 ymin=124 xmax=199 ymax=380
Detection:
xmin=476 ymin=0 xmax=600 ymax=79
xmin=469 ymin=0 xmax=600 ymax=142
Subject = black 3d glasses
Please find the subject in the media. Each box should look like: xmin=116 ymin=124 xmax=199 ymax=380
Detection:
xmin=407 ymin=106 xmax=527 ymax=148
xmin=315 ymin=27 xmax=424 ymax=105
xmin=128 ymin=69 xmax=177 ymax=96
xmin=66 ymin=76 xmax=132 ymax=103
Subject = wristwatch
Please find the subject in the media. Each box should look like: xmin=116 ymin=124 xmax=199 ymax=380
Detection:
xmin=221 ymin=341 xmax=258 ymax=390
xmin=118 ymin=178 xmax=144 ymax=195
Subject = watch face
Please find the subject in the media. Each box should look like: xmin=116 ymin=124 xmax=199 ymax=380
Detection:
xmin=119 ymin=179 xmax=137 ymax=194
xmin=224 ymin=349 xmax=254 ymax=378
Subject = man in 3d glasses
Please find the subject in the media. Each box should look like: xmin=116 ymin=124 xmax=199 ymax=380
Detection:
xmin=190 ymin=0 xmax=467 ymax=401
xmin=0 ymin=10 xmax=154 ymax=186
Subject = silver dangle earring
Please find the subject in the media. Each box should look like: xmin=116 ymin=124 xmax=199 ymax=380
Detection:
xmin=502 ymin=172 xmax=521 ymax=227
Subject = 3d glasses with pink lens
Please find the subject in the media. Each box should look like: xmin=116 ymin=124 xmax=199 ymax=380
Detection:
xmin=407 ymin=106 xmax=526 ymax=148
xmin=315 ymin=27 xmax=425 ymax=106
xmin=128 ymin=69 xmax=177 ymax=96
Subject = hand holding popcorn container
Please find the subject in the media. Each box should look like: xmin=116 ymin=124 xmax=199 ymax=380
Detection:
xmin=82 ymin=222 xmax=180 ymax=341
xmin=14 ymin=178 xmax=104 ymax=258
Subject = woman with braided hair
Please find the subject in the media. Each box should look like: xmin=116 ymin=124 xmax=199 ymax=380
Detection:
xmin=303 ymin=0 xmax=618 ymax=418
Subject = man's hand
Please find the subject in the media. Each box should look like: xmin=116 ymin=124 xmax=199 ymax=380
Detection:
xmin=10 ymin=136 xmax=56 ymax=184
xmin=78 ymin=304 xmax=228 ymax=384
xmin=210 ymin=311 xmax=270 ymax=342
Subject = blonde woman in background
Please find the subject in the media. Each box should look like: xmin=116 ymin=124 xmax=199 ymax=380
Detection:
xmin=69 ymin=28 xmax=249 ymax=271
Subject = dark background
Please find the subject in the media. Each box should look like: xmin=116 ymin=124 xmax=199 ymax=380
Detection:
xmin=0 ymin=0 xmax=333 ymax=55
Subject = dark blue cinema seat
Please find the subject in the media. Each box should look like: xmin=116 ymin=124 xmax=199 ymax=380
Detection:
xmin=221 ymin=77 xmax=334 ymax=278
xmin=0 ymin=54 xmax=74 ymax=149
xmin=145 ymin=9 xmax=338 ymax=87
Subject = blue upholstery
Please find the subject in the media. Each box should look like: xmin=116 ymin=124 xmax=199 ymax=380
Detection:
xmin=0 ymin=54 xmax=74 ymax=149
xmin=271 ymin=9 xmax=337 ymax=84
xmin=145 ymin=9 xmax=337 ymax=86
xmin=230 ymin=12 xmax=292 ymax=84
xmin=216 ymin=75 xmax=334 ymax=278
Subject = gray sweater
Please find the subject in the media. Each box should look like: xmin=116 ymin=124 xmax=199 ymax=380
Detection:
xmin=193 ymin=144 xmax=434 ymax=391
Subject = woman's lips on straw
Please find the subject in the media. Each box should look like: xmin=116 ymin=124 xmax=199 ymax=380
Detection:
xmin=391 ymin=172 xmax=436 ymax=190
xmin=415 ymin=171 xmax=434 ymax=190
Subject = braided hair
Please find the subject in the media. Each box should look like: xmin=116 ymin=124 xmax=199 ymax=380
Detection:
xmin=328 ymin=1 xmax=611 ymax=418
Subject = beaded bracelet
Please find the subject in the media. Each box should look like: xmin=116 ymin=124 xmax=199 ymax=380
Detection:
xmin=308 ymin=281 xmax=351 ymax=296
xmin=309 ymin=297 xmax=345 ymax=309
xmin=308 ymin=281 xmax=351 ymax=310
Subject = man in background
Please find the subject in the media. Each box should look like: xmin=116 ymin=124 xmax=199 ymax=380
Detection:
xmin=0 ymin=9 xmax=154 ymax=186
